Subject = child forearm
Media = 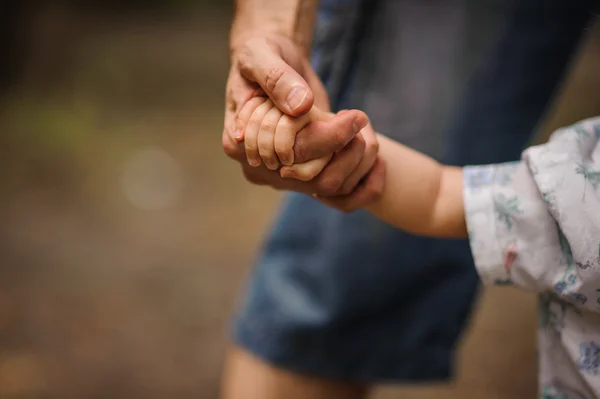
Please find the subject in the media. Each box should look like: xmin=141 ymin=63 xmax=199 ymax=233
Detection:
xmin=365 ymin=135 xmax=468 ymax=238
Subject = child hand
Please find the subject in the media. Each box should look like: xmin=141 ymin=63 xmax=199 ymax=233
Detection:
xmin=278 ymin=109 xmax=372 ymax=183
xmin=235 ymin=98 xmax=370 ymax=183
xmin=235 ymin=97 xmax=333 ymax=171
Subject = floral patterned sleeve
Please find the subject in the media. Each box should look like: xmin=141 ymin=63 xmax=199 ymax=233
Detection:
xmin=464 ymin=117 xmax=600 ymax=312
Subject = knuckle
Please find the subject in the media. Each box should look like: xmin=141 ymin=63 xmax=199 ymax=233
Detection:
xmin=236 ymin=45 xmax=252 ymax=72
xmin=222 ymin=132 xmax=239 ymax=158
xmin=264 ymin=67 xmax=286 ymax=93
xmin=235 ymin=113 xmax=244 ymax=128
xmin=262 ymin=119 xmax=277 ymax=132
xmin=225 ymin=91 xmax=237 ymax=113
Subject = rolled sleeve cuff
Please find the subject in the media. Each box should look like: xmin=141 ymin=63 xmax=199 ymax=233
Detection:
xmin=463 ymin=163 xmax=518 ymax=286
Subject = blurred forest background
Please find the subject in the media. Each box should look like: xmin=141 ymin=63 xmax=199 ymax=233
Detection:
xmin=0 ymin=2 xmax=599 ymax=398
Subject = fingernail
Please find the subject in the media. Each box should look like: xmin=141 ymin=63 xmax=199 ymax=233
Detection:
xmin=234 ymin=130 xmax=243 ymax=141
xmin=286 ymin=86 xmax=308 ymax=111
xmin=280 ymin=168 xmax=295 ymax=179
xmin=249 ymin=159 xmax=261 ymax=167
xmin=352 ymin=115 xmax=368 ymax=133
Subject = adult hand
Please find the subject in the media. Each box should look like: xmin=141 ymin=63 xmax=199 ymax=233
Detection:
xmin=222 ymin=34 xmax=384 ymax=208
xmin=224 ymin=34 xmax=325 ymax=146
xmin=236 ymin=119 xmax=385 ymax=212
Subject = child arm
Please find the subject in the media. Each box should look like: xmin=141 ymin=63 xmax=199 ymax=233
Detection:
xmin=363 ymin=134 xmax=467 ymax=238
xmin=355 ymin=119 xmax=600 ymax=314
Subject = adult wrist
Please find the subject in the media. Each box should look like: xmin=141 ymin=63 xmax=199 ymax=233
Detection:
xmin=229 ymin=29 xmax=295 ymax=60
xmin=229 ymin=1 xmax=317 ymax=58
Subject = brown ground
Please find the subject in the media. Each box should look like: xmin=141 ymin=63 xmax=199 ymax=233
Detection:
xmin=0 ymin=6 xmax=599 ymax=399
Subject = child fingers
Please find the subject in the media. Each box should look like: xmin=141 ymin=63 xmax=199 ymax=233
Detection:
xmin=258 ymin=106 xmax=282 ymax=170
xmin=246 ymin=100 xmax=274 ymax=167
xmin=274 ymin=113 xmax=310 ymax=166
xmin=279 ymin=155 xmax=332 ymax=182
xmin=235 ymin=96 xmax=267 ymax=142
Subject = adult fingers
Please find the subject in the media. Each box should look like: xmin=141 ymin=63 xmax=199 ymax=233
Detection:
xmin=312 ymin=134 xmax=366 ymax=196
xmin=282 ymin=128 xmax=369 ymax=190
xmin=236 ymin=38 xmax=313 ymax=116
xmin=240 ymin=162 xmax=314 ymax=195
xmin=318 ymin=157 xmax=387 ymax=213
xmin=293 ymin=110 xmax=368 ymax=163
xmin=338 ymin=123 xmax=379 ymax=195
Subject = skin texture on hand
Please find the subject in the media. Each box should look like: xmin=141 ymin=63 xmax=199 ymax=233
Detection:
xmin=234 ymin=98 xmax=337 ymax=169
xmin=222 ymin=33 xmax=385 ymax=210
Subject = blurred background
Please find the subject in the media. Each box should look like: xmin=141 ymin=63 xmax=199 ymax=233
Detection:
xmin=0 ymin=2 xmax=600 ymax=398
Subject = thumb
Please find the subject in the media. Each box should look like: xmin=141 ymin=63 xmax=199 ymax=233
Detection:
xmin=237 ymin=40 xmax=314 ymax=116
xmin=280 ymin=155 xmax=332 ymax=182
xmin=294 ymin=110 xmax=369 ymax=163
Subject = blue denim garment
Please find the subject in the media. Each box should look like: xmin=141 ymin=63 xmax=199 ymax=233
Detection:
xmin=234 ymin=0 xmax=598 ymax=382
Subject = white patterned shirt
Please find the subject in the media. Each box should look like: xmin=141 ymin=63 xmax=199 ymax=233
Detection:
xmin=464 ymin=117 xmax=600 ymax=398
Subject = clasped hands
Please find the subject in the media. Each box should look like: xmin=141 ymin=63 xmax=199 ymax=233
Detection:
xmin=222 ymin=34 xmax=384 ymax=212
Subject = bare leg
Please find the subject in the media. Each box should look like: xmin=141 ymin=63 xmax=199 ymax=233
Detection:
xmin=221 ymin=346 xmax=369 ymax=399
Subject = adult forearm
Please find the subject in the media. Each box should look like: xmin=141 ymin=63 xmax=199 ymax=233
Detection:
xmin=230 ymin=0 xmax=319 ymax=56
